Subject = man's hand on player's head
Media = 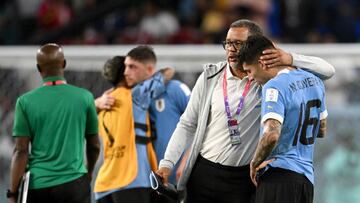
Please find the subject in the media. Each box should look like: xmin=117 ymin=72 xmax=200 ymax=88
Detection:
xmin=260 ymin=48 xmax=293 ymax=69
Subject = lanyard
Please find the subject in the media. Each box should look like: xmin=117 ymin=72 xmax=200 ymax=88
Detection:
xmin=222 ymin=68 xmax=252 ymax=121
xmin=43 ymin=80 xmax=67 ymax=86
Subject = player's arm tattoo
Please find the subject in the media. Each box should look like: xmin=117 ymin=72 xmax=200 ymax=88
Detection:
xmin=317 ymin=119 xmax=327 ymax=138
xmin=251 ymin=119 xmax=282 ymax=168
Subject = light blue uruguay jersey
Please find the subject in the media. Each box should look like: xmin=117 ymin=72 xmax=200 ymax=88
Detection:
xmin=95 ymin=72 xmax=165 ymax=200
xmin=150 ymin=80 xmax=191 ymax=183
xmin=261 ymin=68 xmax=328 ymax=184
xmin=126 ymin=71 xmax=165 ymax=189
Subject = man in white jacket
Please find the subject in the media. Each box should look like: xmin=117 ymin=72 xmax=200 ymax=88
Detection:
xmin=156 ymin=19 xmax=335 ymax=203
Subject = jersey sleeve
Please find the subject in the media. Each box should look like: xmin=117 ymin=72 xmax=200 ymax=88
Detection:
xmin=12 ymin=98 xmax=31 ymax=137
xmin=261 ymin=83 xmax=286 ymax=124
xmin=86 ymin=92 xmax=99 ymax=135
xmin=132 ymin=71 xmax=166 ymax=110
xmin=171 ymin=81 xmax=191 ymax=113
xmin=319 ymin=84 xmax=328 ymax=120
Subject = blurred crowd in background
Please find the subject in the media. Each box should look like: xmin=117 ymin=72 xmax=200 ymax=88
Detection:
xmin=1 ymin=0 xmax=360 ymax=45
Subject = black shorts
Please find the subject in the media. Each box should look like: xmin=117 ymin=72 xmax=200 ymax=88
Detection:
xmin=28 ymin=174 xmax=90 ymax=203
xmin=186 ymin=155 xmax=255 ymax=203
xmin=97 ymin=188 xmax=153 ymax=203
xmin=256 ymin=167 xmax=314 ymax=203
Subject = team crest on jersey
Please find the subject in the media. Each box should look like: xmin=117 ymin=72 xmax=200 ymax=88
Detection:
xmin=155 ymin=99 xmax=165 ymax=112
xmin=265 ymin=88 xmax=279 ymax=102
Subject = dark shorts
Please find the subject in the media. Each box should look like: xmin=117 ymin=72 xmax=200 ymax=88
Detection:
xmin=97 ymin=188 xmax=153 ymax=203
xmin=256 ymin=167 xmax=314 ymax=203
xmin=186 ymin=155 xmax=255 ymax=203
xmin=152 ymin=191 xmax=179 ymax=203
xmin=28 ymin=175 xmax=90 ymax=203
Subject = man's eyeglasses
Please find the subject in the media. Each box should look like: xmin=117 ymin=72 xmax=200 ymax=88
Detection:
xmin=222 ymin=40 xmax=244 ymax=50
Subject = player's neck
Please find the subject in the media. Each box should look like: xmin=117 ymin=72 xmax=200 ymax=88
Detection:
xmin=117 ymin=80 xmax=127 ymax=88
xmin=41 ymin=72 xmax=64 ymax=79
xmin=274 ymin=66 xmax=294 ymax=76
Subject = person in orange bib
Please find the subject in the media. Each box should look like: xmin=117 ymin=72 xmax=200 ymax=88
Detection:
xmin=94 ymin=46 xmax=174 ymax=203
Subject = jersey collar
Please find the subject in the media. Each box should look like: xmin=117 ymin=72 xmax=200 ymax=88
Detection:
xmin=42 ymin=76 xmax=66 ymax=83
xmin=277 ymin=68 xmax=290 ymax=76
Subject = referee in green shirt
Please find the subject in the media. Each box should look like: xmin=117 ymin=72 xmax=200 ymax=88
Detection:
xmin=8 ymin=43 xmax=100 ymax=203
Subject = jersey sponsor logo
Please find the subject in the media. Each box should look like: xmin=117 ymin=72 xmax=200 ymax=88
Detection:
xmin=155 ymin=98 xmax=165 ymax=112
xmin=265 ymin=88 xmax=279 ymax=102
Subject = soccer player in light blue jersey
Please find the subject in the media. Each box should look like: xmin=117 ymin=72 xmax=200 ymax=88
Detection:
xmin=95 ymin=46 xmax=189 ymax=203
xmin=150 ymin=80 xmax=191 ymax=181
xmin=94 ymin=46 xmax=175 ymax=203
xmin=149 ymin=80 xmax=190 ymax=203
xmin=240 ymin=35 xmax=328 ymax=203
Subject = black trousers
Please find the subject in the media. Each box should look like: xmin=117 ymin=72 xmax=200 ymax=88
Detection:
xmin=97 ymin=188 xmax=153 ymax=203
xmin=186 ymin=155 xmax=255 ymax=203
xmin=152 ymin=192 xmax=179 ymax=203
xmin=28 ymin=175 xmax=90 ymax=203
xmin=256 ymin=167 xmax=314 ymax=203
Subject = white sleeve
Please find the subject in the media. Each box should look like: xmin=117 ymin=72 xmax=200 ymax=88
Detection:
xmin=291 ymin=53 xmax=335 ymax=80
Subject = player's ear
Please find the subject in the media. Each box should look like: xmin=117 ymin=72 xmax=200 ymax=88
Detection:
xmin=259 ymin=59 xmax=267 ymax=70
xmin=146 ymin=63 xmax=155 ymax=75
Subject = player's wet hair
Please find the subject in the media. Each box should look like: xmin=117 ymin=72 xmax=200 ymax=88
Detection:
xmin=238 ymin=35 xmax=275 ymax=65
xmin=102 ymin=56 xmax=126 ymax=86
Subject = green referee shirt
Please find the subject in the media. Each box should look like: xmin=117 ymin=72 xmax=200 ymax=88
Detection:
xmin=12 ymin=76 xmax=98 ymax=189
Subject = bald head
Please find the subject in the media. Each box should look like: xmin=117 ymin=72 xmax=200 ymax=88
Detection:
xmin=36 ymin=43 xmax=66 ymax=77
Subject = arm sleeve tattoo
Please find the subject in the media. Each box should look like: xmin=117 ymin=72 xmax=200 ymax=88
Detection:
xmin=251 ymin=119 xmax=282 ymax=168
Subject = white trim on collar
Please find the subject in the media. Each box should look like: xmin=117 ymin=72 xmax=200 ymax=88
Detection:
xmin=277 ymin=68 xmax=290 ymax=76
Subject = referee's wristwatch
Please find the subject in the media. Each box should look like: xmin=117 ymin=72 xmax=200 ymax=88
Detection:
xmin=6 ymin=189 xmax=18 ymax=198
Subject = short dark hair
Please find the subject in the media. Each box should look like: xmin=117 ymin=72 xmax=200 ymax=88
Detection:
xmin=230 ymin=19 xmax=263 ymax=36
xmin=238 ymin=35 xmax=275 ymax=65
xmin=126 ymin=45 xmax=157 ymax=64
xmin=102 ymin=56 xmax=126 ymax=86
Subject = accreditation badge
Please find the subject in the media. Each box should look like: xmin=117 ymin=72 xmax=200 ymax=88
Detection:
xmin=228 ymin=119 xmax=241 ymax=145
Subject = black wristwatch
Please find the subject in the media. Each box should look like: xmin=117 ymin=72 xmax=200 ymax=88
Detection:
xmin=6 ymin=189 xmax=18 ymax=198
